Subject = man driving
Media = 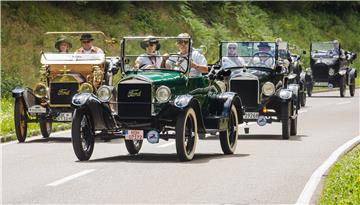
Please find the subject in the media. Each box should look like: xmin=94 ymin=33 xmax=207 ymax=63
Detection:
xmin=75 ymin=33 xmax=104 ymax=54
xmin=251 ymin=42 xmax=274 ymax=68
xmin=134 ymin=36 xmax=162 ymax=69
xmin=165 ymin=33 xmax=208 ymax=76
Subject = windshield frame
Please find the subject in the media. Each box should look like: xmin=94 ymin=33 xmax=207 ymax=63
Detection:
xmin=219 ymin=41 xmax=278 ymax=70
xmin=311 ymin=41 xmax=340 ymax=54
xmin=120 ymin=36 xmax=192 ymax=74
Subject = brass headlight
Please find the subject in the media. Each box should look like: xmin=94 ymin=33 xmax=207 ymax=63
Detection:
xmin=34 ymin=83 xmax=48 ymax=98
xmin=79 ymin=83 xmax=93 ymax=93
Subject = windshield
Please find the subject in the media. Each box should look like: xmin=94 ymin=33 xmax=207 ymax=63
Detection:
xmin=311 ymin=42 xmax=339 ymax=58
xmin=121 ymin=37 xmax=191 ymax=73
xmin=41 ymin=32 xmax=107 ymax=63
xmin=220 ymin=41 xmax=277 ymax=69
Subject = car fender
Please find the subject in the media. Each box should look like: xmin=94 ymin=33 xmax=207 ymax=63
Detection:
xmin=173 ymin=95 xmax=206 ymax=133
xmin=72 ymin=93 xmax=116 ymax=130
xmin=12 ymin=87 xmax=37 ymax=109
xmin=210 ymin=92 xmax=244 ymax=124
xmin=349 ymin=68 xmax=357 ymax=80
xmin=278 ymin=88 xmax=293 ymax=102
xmin=12 ymin=87 xmax=26 ymax=98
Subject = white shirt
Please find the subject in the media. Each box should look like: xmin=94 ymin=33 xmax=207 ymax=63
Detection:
xmin=251 ymin=56 xmax=274 ymax=68
xmin=166 ymin=49 xmax=207 ymax=77
xmin=222 ymin=56 xmax=246 ymax=68
xmin=135 ymin=54 xmax=162 ymax=69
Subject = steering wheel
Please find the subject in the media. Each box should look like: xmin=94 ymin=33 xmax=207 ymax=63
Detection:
xmin=251 ymin=51 xmax=274 ymax=67
xmin=166 ymin=56 xmax=187 ymax=71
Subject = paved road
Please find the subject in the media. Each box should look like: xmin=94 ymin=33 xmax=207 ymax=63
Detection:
xmin=2 ymin=89 xmax=359 ymax=204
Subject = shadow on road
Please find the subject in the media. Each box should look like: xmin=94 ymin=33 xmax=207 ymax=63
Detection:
xmin=238 ymin=134 xmax=308 ymax=141
xmin=83 ymin=153 xmax=249 ymax=164
xmin=26 ymin=137 xmax=71 ymax=143
xmin=310 ymin=95 xmax=351 ymax=98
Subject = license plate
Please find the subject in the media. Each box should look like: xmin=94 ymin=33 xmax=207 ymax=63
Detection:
xmin=125 ymin=130 xmax=144 ymax=140
xmin=56 ymin=112 xmax=72 ymax=121
xmin=244 ymin=112 xmax=259 ymax=120
xmin=28 ymin=105 xmax=47 ymax=114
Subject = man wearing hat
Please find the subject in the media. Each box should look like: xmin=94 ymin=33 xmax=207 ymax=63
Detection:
xmin=55 ymin=35 xmax=72 ymax=53
xmin=75 ymin=33 xmax=103 ymax=54
xmin=165 ymin=33 xmax=208 ymax=76
xmin=252 ymin=42 xmax=274 ymax=67
xmin=134 ymin=36 xmax=162 ymax=69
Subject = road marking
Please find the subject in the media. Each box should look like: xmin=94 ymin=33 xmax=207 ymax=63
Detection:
xmin=1 ymin=130 xmax=71 ymax=147
xmin=336 ymin=101 xmax=351 ymax=105
xmin=46 ymin=169 xmax=96 ymax=187
xmin=298 ymin=109 xmax=308 ymax=114
xmin=296 ymin=135 xmax=360 ymax=205
xmin=158 ymin=141 xmax=175 ymax=148
xmin=239 ymin=122 xmax=256 ymax=127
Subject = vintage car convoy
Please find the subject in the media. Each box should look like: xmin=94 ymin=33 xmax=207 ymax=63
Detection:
xmin=71 ymin=36 xmax=244 ymax=161
xmin=306 ymin=40 xmax=357 ymax=97
xmin=12 ymin=31 xmax=120 ymax=142
xmin=215 ymin=41 xmax=299 ymax=139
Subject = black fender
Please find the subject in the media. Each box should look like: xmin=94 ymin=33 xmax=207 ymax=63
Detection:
xmin=173 ymin=95 xmax=206 ymax=134
xmin=349 ymin=68 xmax=357 ymax=81
xmin=208 ymin=92 xmax=244 ymax=124
xmin=72 ymin=93 xmax=116 ymax=130
xmin=12 ymin=87 xmax=37 ymax=109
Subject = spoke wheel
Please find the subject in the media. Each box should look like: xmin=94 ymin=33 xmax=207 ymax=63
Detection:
xmin=40 ymin=120 xmax=52 ymax=138
xmin=301 ymin=91 xmax=306 ymax=107
xmin=125 ymin=140 xmax=143 ymax=155
xmin=71 ymin=110 xmax=95 ymax=161
xmin=175 ymin=107 xmax=198 ymax=161
xmin=220 ymin=105 xmax=239 ymax=154
xmin=281 ymin=101 xmax=291 ymax=140
xmin=307 ymin=84 xmax=313 ymax=97
xmin=14 ymin=98 xmax=28 ymax=142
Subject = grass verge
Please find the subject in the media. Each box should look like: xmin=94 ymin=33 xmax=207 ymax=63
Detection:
xmin=318 ymin=145 xmax=360 ymax=205
xmin=0 ymin=97 xmax=70 ymax=142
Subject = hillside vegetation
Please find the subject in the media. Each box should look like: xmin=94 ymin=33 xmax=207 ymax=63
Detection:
xmin=1 ymin=1 xmax=360 ymax=97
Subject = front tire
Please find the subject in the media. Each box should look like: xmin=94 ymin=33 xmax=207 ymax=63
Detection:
xmin=14 ymin=98 xmax=28 ymax=143
xmin=71 ymin=109 xmax=95 ymax=161
xmin=175 ymin=107 xmax=198 ymax=161
xmin=219 ymin=105 xmax=239 ymax=154
xmin=281 ymin=101 xmax=291 ymax=140
xmin=40 ymin=120 xmax=52 ymax=138
xmin=339 ymin=76 xmax=346 ymax=97
xmin=306 ymin=84 xmax=313 ymax=97
xmin=349 ymin=78 xmax=355 ymax=97
xmin=125 ymin=140 xmax=143 ymax=155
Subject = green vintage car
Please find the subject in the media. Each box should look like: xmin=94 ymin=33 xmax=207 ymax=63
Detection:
xmin=70 ymin=36 xmax=244 ymax=161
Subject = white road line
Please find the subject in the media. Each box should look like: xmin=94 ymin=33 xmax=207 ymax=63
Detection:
xmin=1 ymin=130 xmax=71 ymax=147
xmin=46 ymin=169 xmax=96 ymax=187
xmin=239 ymin=122 xmax=256 ymax=127
xmin=296 ymin=135 xmax=360 ymax=205
xmin=298 ymin=110 xmax=308 ymax=114
xmin=158 ymin=141 xmax=175 ymax=148
xmin=336 ymin=101 xmax=351 ymax=105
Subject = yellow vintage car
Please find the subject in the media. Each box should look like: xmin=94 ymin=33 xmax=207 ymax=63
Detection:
xmin=12 ymin=31 xmax=120 ymax=142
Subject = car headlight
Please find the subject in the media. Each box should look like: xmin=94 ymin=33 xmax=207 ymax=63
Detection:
xmin=328 ymin=68 xmax=335 ymax=76
xmin=34 ymin=83 xmax=48 ymax=98
xmin=156 ymin=86 xmax=171 ymax=103
xmin=97 ymin=86 xmax=112 ymax=102
xmin=306 ymin=68 xmax=312 ymax=75
xmin=279 ymin=89 xmax=292 ymax=100
xmin=79 ymin=83 xmax=94 ymax=93
xmin=262 ymin=82 xmax=275 ymax=96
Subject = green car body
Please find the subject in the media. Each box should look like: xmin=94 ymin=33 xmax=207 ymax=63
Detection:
xmin=70 ymin=36 xmax=244 ymax=161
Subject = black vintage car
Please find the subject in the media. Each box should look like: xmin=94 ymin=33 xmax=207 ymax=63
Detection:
xmin=214 ymin=41 xmax=299 ymax=139
xmin=11 ymin=31 xmax=120 ymax=142
xmin=278 ymin=41 xmax=307 ymax=107
xmin=70 ymin=36 xmax=244 ymax=161
xmin=306 ymin=40 xmax=357 ymax=97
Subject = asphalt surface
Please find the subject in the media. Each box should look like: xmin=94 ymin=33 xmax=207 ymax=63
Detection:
xmin=2 ymin=89 xmax=359 ymax=204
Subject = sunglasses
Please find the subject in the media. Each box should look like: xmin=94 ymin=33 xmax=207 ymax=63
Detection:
xmin=229 ymin=47 xmax=237 ymax=50
xmin=81 ymin=40 xmax=91 ymax=44
xmin=177 ymin=40 xmax=189 ymax=45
